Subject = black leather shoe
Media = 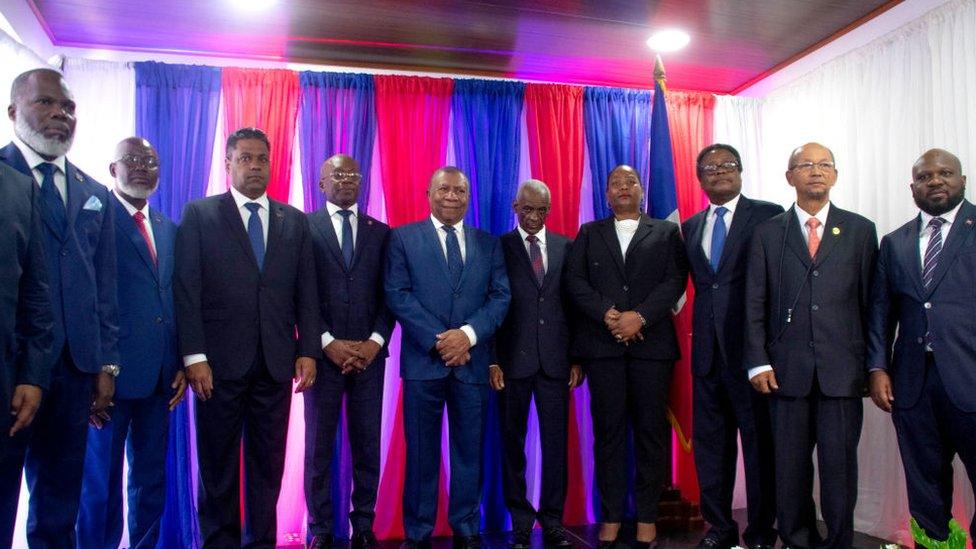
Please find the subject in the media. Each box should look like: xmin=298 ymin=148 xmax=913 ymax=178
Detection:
xmin=453 ymin=535 xmax=483 ymax=549
xmin=510 ymin=529 xmax=532 ymax=549
xmin=748 ymin=544 xmax=775 ymax=549
xmin=309 ymin=534 xmax=334 ymax=548
xmin=596 ymin=540 xmax=616 ymax=549
xmin=352 ymin=531 xmax=379 ymax=549
xmin=401 ymin=539 xmax=432 ymax=549
xmin=543 ymin=526 xmax=572 ymax=547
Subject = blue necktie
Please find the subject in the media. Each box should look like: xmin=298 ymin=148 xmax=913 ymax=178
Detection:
xmin=443 ymin=225 xmax=463 ymax=287
xmin=709 ymin=206 xmax=728 ymax=272
xmin=37 ymin=162 xmax=66 ymax=235
xmin=338 ymin=209 xmax=354 ymax=268
xmin=244 ymin=202 xmax=265 ymax=270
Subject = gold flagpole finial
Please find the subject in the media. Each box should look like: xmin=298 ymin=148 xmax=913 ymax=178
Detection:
xmin=653 ymin=54 xmax=668 ymax=93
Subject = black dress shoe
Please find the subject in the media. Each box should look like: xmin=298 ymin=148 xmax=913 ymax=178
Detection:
xmin=510 ymin=529 xmax=532 ymax=549
xmin=748 ymin=544 xmax=775 ymax=549
xmin=309 ymin=534 xmax=334 ymax=548
xmin=453 ymin=534 xmax=483 ymax=549
xmin=352 ymin=531 xmax=379 ymax=549
xmin=543 ymin=526 xmax=572 ymax=547
xmin=697 ymin=536 xmax=739 ymax=549
xmin=596 ymin=540 xmax=616 ymax=549
xmin=401 ymin=538 xmax=432 ymax=549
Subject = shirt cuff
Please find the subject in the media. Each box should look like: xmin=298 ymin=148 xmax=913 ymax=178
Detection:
xmin=868 ymin=367 xmax=887 ymax=373
xmin=369 ymin=332 xmax=386 ymax=347
xmin=747 ymin=365 xmax=773 ymax=380
xmin=460 ymin=325 xmax=478 ymax=347
xmin=321 ymin=332 xmax=335 ymax=350
xmin=183 ymin=354 xmax=208 ymax=368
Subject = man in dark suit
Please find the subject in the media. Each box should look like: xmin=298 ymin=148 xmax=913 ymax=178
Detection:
xmin=305 ymin=154 xmax=393 ymax=549
xmin=565 ymin=165 xmax=688 ymax=548
xmin=385 ymin=166 xmax=510 ymax=549
xmin=682 ymin=144 xmax=781 ymax=549
xmin=0 ymin=159 xmax=53 ymax=543
xmin=745 ymin=143 xmax=877 ymax=549
xmin=77 ymin=137 xmax=186 ymax=549
xmin=0 ymin=68 xmax=120 ymax=548
xmin=488 ymin=179 xmax=581 ymax=549
xmin=867 ymin=148 xmax=976 ymax=543
xmin=175 ymin=127 xmax=320 ymax=548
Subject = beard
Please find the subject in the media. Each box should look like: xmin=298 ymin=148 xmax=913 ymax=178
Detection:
xmin=115 ymin=178 xmax=158 ymax=200
xmin=915 ymin=191 xmax=965 ymax=216
xmin=14 ymin=116 xmax=73 ymax=158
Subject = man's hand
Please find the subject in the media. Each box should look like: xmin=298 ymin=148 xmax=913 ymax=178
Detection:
xmin=489 ymin=365 xmax=505 ymax=391
xmin=750 ymin=370 xmax=779 ymax=394
xmin=325 ymin=340 xmax=366 ymax=373
xmin=352 ymin=339 xmax=382 ymax=370
xmin=604 ymin=307 xmax=622 ymax=329
xmin=168 ymin=370 xmax=187 ymax=411
xmin=186 ymin=360 xmax=214 ymax=401
xmin=436 ymin=329 xmax=472 ymax=367
xmin=9 ymin=384 xmax=42 ymax=436
xmin=90 ymin=371 xmax=115 ymax=424
xmin=294 ymin=357 xmax=317 ymax=393
xmin=869 ymin=370 xmax=894 ymax=413
xmin=568 ymin=364 xmax=584 ymax=389
xmin=612 ymin=311 xmax=644 ymax=342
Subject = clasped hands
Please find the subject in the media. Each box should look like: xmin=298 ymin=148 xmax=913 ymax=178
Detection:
xmin=605 ymin=307 xmax=644 ymax=345
xmin=435 ymin=329 xmax=472 ymax=367
xmin=325 ymin=339 xmax=382 ymax=375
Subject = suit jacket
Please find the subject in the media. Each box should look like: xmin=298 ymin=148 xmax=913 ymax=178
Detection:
xmin=564 ymin=214 xmax=689 ymax=361
xmin=385 ymin=218 xmax=511 ymax=384
xmin=174 ymin=191 xmax=321 ymax=383
xmin=307 ymin=207 xmax=394 ymax=361
xmin=682 ymin=196 xmax=784 ymax=376
xmin=744 ymin=204 xmax=877 ymax=398
xmin=111 ymin=193 xmax=180 ymax=400
xmin=0 ymin=161 xmax=53 ymax=434
xmin=494 ymin=229 xmax=573 ymax=380
xmin=868 ymin=200 xmax=976 ymax=412
xmin=0 ymin=142 xmax=119 ymax=374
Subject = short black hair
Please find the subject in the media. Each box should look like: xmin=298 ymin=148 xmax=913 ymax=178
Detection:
xmin=696 ymin=143 xmax=743 ymax=178
xmin=429 ymin=166 xmax=469 ymax=188
xmin=226 ymin=127 xmax=270 ymax=156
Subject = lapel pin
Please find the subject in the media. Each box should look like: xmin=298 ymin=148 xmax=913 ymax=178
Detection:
xmin=966 ymin=219 xmax=973 ymax=226
xmin=74 ymin=172 xmax=83 ymax=182
xmin=275 ymin=209 xmax=284 ymax=218
xmin=367 ymin=220 xmax=373 ymax=225
xmin=831 ymin=227 xmax=841 ymax=236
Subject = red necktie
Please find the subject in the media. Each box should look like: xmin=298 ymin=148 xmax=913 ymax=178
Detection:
xmin=133 ymin=211 xmax=157 ymax=265
xmin=805 ymin=217 xmax=821 ymax=259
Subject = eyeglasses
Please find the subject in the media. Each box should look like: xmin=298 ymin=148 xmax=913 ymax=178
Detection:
xmin=331 ymin=170 xmax=362 ymax=183
xmin=699 ymin=161 xmax=739 ymax=174
xmin=790 ymin=161 xmax=835 ymax=172
xmin=116 ymin=154 xmax=160 ymax=169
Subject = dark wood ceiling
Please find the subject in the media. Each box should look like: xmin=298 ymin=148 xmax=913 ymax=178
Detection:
xmin=28 ymin=0 xmax=899 ymax=93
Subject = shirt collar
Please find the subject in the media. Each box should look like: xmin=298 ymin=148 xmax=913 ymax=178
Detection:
xmin=794 ymin=201 xmax=830 ymax=228
xmin=13 ymin=134 xmax=67 ymax=175
xmin=430 ymin=214 xmax=463 ymax=233
xmin=517 ymin=225 xmax=546 ymax=244
xmin=113 ymin=190 xmax=150 ymax=219
xmin=709 ymin=193 xmax=741 ymax=217
xmin=326 ymin=201 xmax=358 ymax=218
xmin=230 ymin=186 xmax=269 ymax=211
xmin=919 ymin=200 xmax=963 ymax=230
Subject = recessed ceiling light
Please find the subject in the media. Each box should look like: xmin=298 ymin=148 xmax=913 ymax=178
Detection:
xmin=646 ymin=29 xmax=690 ymax=53
xmin=233 ymin=0 xmax=277 ymax=11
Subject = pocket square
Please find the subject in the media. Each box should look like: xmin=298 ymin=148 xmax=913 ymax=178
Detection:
xmin=83 ymin=195 xmax=103 ymax=212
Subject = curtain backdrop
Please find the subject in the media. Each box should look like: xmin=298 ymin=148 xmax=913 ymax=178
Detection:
xmin=0 ymin=28 xmax=47 ymax=147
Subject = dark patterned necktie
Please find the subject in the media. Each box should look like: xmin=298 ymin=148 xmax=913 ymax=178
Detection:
xmin=922 ymin=216 xmax=946 ymax=287
xmin=38 ymin=162 xmax=66 ymax=235
xmin=338 ymin=209 xmax=354 ymax=268
xmin=526 ymin=234 xmax=545 ymax=285
xmin=443 ymin=225 xmax=463 ymax=287
xmin=244 ymin=202 xmax=265 ymax=270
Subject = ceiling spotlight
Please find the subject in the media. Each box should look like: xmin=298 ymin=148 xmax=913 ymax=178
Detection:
xmin=233 ymin=0 xmax=277 ymax=11
xmin=646 ymin=29 xmax=690 ymax=53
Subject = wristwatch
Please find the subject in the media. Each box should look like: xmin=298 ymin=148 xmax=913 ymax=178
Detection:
xmin=101 ymin=364 xmax=121 ymax=377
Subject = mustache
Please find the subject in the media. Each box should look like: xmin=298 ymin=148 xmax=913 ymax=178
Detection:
xmin=15 ymin=117 xmax=73 ymax=158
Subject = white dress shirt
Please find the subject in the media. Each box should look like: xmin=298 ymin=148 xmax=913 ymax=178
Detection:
xmin=114 ymin=191 xmax=156 ymax=249
xmin=748 ymin=202 xmax=831 ymax=381
xmin=614 ymin=217 xmax=640 ymax=261
xmin=13 ymin=136 xmax=68 ymax=203
xmin=919 ymin=200 xmax=962 ymax=269
xmin=517 ymin=225 xmax=548 ymax=272
xmin=701 ymin=194 xmax=741 ymax=262
xmin=429 ymin=215 xmax=477 ymax=346
xmin=320 ymin=201 xmax=386 ymax=351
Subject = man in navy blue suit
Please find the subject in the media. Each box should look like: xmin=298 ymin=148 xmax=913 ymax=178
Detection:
xmin=305 ymin=154 xmax=393 ymax=549
xmin=0 ymin=68 xmax=120 ymax=548
xmin=489 ymin=179 xmax=580 ymax=549
xmin=77 ymin=137 xmax=186 ymax=549
xmin=682 ymin=145 xmax=780 ymax=549
xmin=868 ymin=148 xmax=976 ymax=544
xmin=175 ymin=128 xmax=320 ymax=548
xmin=385 ymin=166 xmax=510 ymax=549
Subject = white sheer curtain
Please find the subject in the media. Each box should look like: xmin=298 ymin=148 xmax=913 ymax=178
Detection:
xmin=0 ymin=28 xmax=49 ymax=146
xmin=715 ymin=0 xmax=976 ymax=544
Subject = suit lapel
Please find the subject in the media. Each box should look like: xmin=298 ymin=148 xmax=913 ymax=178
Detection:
xmin=351 ymin=213 xmax=373 ymax=270
xmin=925 ymin=201 xmax=976 ymax=296
xmin=150 ymin=208 xmax=169 ymax=283
xmin=114 ymin=196 xmax=159 ymax=281
xmin=716 ymin=197 xmax=754 ymax=273
xmin=812 ymin=205 xmax=845 ymax=265
xmin=597 ymin=218 xmax=627 ymax=277
xmin=1 ymin=144 xmax=65 ymax=240
xmin=218 ymin=192 xmax=260 ymax=269
xmin=264 ymin=201 xmax=285 ymax=267
xmin=423 ymin=219 xmax=454 ymax=287
xmin=687 ymin=210 xmax=710 ymax=274
xmin=459 ymin=225 xmax=477 ymax=288
xmin=623 ymin=215 xmax=654 ymax=273
xmin=64 ymin=162 xmax=88 ymax=230
xmin=311 ymin=209 xmax=346 ymax=270
xmin=785 ymin=207 xmax=813 ymax=268
xmin=899 ymin=217 xmax=926 ymax=299
xmin=540 ymin=233 xmax=564 ymax=291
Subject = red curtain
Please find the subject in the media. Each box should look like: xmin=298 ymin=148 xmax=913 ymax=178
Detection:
xmin=664 ymin=90 xmax=715 ymax=502
xmin=524 ymin=84 xmax=585 ymax=238
xmin=220 ymin=68 xmax=300 ymax=202
xmin=374 ymin=75 xmax=454 ymax=227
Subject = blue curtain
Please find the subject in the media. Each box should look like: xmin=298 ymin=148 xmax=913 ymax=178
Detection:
xmin=135 ymin=61 xmax=221 ymax=549
xmin=583 ymin=87 xmax=652 ymax=220
xmin=298 ymin=72 xmax=376 ymax=213
xmin=451 ymin=79 xmax=524 ymax=236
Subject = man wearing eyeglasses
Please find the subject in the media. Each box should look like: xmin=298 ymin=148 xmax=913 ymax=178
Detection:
xmin=744 ymin=143 xmax=877 ymax=549
xmin=682 ymin=144 xmax=782 ymax=549
xmin=77 ymin=137 xmax=186 ymax=549
xmin=304 ymin=154 xmax=393 ymax=549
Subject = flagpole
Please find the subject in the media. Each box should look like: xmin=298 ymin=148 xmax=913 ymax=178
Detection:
xmin=654 ymin=53 xmax=668 ymax=93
